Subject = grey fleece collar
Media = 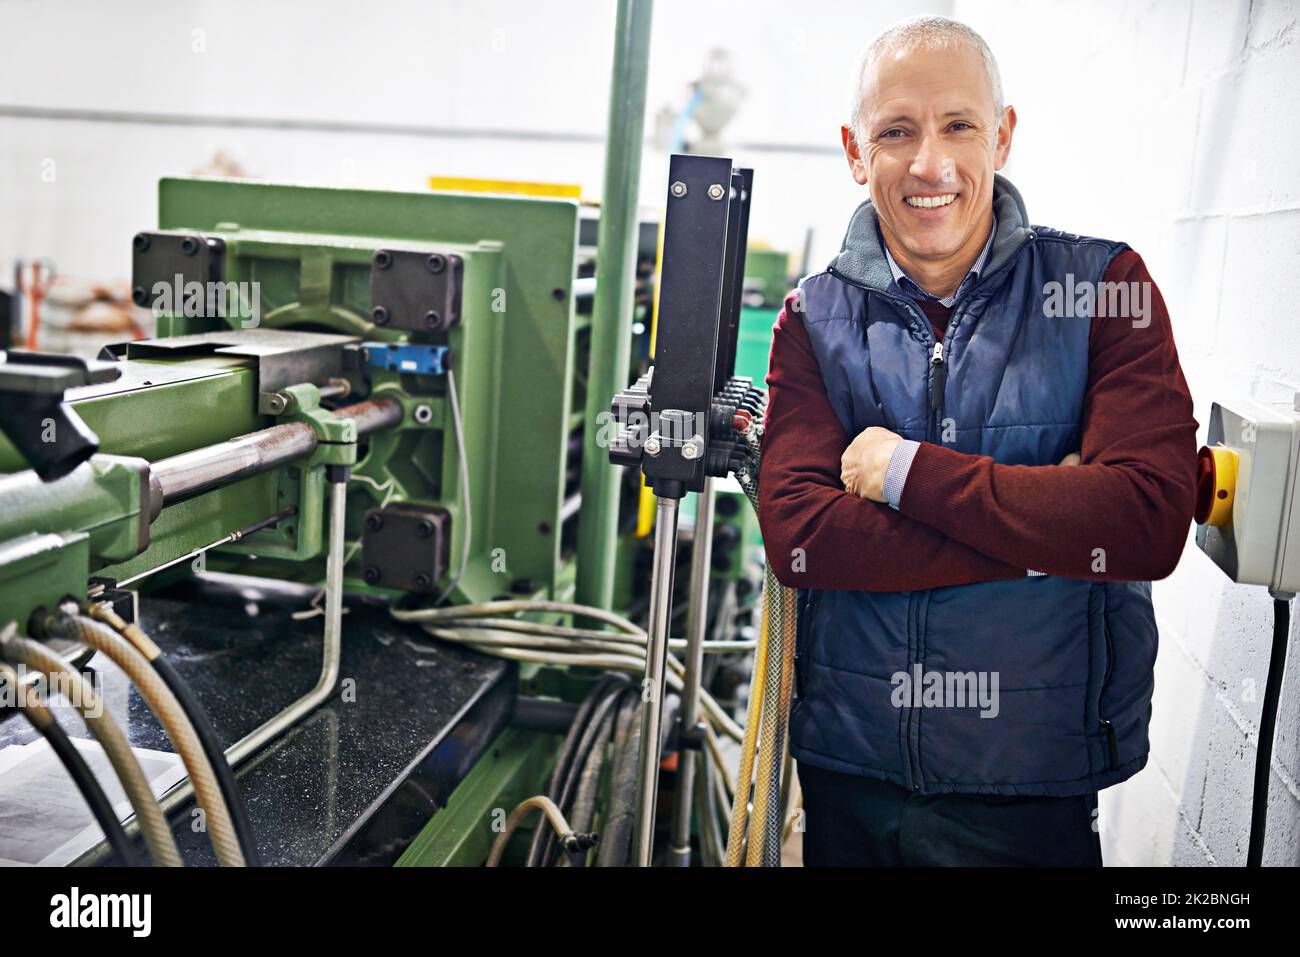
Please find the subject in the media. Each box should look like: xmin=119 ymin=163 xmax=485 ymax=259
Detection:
xmin=827 ymin=172 xmax=1033 ymax=294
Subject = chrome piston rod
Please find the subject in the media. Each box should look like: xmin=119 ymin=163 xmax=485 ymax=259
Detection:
xmin=634 ymin=494 xmax=681 ymax=867
xmin=668 ymin=477 xmax=715 ymax=866
xmin=147 ymin=397 xmax=403 ymax=517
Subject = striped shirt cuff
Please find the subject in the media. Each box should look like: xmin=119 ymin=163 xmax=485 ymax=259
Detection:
xmin=882 ymin=438 xmax=921 ymax=510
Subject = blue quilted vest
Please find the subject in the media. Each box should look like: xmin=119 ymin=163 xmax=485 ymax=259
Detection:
xmin=790 ymin=174 xmax=1156 ymax=797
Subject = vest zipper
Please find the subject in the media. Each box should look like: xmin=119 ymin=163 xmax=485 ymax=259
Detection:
xmin=904 ymin=593 xmax=918 ymax=790
xmin=929 ymin=341 xmax=946 ymax=412
xmin=1099 ymin=617 xmax=1118 ymax=769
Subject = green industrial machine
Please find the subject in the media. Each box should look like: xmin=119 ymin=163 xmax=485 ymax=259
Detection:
xmin=2 ymin=179 xmax=587 ymax=612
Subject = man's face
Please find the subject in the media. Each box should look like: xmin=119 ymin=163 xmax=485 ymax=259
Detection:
xmin=842 ymin=42 xmax=1015 ymax=266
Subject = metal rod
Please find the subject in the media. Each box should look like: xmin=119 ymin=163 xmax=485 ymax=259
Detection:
xmin=575 ymin=0 xmax=655 ymax=611
xmin=668 ymin=477 xmax=715 ymax=866
xmin=633 ymin=493 xmax=680 ymax=867
xmin=149 ymin=397 xmax=401 ymax=512
xmin=114 ymin=507 xmax=298 ymax=588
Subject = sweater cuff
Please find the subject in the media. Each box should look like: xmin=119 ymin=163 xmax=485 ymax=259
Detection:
xmin=882 ymin=438 xmax=921 ymax=510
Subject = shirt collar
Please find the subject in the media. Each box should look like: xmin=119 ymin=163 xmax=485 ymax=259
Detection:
xmin=881 ymin=215 xmax=997 ymax=308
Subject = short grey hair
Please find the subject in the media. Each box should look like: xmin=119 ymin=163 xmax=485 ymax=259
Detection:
xmin=847 ymin=16 xmax=1004 ymax=144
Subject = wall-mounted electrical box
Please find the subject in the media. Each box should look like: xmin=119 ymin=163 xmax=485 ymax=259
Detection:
xmin=1195 ymin=397 xmax=1300 ymax=596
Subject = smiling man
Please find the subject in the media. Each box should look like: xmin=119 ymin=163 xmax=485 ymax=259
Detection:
xmin=757 ymin=16 xmax=1198 ymax=866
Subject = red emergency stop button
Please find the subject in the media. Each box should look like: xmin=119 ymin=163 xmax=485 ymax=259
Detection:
xmin=1195 ymin=445 xmax=1238 ymax=526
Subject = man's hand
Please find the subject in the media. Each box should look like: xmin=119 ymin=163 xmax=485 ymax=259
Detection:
xmin=841 ymin=427 xmax=903 ymax=502
xmin=841 ymin=430 xmax=1082 ymax=504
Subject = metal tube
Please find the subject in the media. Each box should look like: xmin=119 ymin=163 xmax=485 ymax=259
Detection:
xmin=633 ymin=493 xmax=679 ymax=867
xmin=151 ymin=421 xmax=317 ymax=508
xmin=668 ymin=477 xmax=715 ymax=866
xmin=149 ymin=397 xmax=402 ymax=512
xmin=575 ymin=0 xmax=654 ymax=611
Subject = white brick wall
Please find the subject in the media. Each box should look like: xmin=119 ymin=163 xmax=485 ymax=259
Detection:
xmin=956 ymin=0 xmax=1300 ymax=865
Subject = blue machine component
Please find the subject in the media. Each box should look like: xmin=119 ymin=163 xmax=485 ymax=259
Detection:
xmin=363 ymin=342 xmax=449 ymax=376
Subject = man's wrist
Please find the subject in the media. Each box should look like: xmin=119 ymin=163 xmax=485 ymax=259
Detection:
xmin=882 ymin=438 xmax=921 ymax=510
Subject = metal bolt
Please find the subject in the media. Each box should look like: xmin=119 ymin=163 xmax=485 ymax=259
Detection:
xmin=374 ymin=250 xmax=392 ymax=269
xmin=365 ymin=513 xmax=384 ymax=532
xmin=371 ymin=305 xmax=389 ymax=325
xmin=181 ymin=236 xmax=200 ymax=255
xmin=133 ymin=233 xmax=151 ymax=253
xmin=132 ymin=286 xmax=148 ymax=306
xmin=424 ymin=310 xmax=442 ymax=330
xmin=362 ymin=566 xmax=381 ymax=584
xmin=426 ymin=253 xmax=446 ymax=274
xmin=415 ymin=518 xmax=435 ymax=538
xmin=644 ymin=435 xmax=661 ymax=456
xmin=681 ymin=439 xmax=700 ymax=460
xmin=266 ymin=393 xmax=287 ymax=414
xmin=413 ymin=404 xmax=433 ymax=425
xmin=707 ymin=184 xmax=725 ymax=201
xmin=670 ymin=181 xmax=688 ymax=198
xmin=414 ymin=573 xmax=432 ymax=591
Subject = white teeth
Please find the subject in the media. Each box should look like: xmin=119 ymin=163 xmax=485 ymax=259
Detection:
xmin=905 ymin=193 xmax=957 ymax=208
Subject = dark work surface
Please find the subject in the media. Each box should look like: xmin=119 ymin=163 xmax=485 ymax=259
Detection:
xmin=0 ymin=573 xmax=515 ymax=866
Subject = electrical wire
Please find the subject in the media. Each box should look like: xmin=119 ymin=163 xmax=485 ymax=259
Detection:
xmin=0 ymin=633 xmax=183 ymax=866
xmin=1248 ymin=596 xmax=1291 ymax=866
xmin=0 ymin=659 xmax=141 ymax=865
xmin=433 ymin=367 xmax=472 ymax=606
xmin=84 ymin=602 xmax=260 ymax=866
xmin=43 ymin=613 xmax=245 ymax=866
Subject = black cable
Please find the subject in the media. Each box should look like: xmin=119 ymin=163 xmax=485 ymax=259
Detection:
xmin=525 ymin=673 xmax=623 ymax=867
xmin=30 ymin=712 xmax=142 ymax=866
xmin=1247 ymin=597 xmax=1290 ymax=867
xmin=148 ymin=653 xmax=261 ymax=867
xmin=540 ymin=681 xmax=629 ymax=867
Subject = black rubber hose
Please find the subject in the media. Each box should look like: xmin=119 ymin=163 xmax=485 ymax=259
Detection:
xmin=33 ymin=714 xmax=142 ymax=866
xmin=560 ymin=687 xmax=629 ymax=866
xmin=1247 ymin=597 xmax=1290 ymax=867
xmin=540 ymin=679 xmax=630 ymax=867
xmin=525 ymin=673 xmax=624 ymax=867
xmin=596 ymin=690 xmax=643 ymax=867
xmin=147 ymin=653 xmax=260 ymax=867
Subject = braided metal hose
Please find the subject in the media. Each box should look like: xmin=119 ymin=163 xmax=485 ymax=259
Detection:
xmin=0 ymin=634 xmax=183 ymax=866
xmin=727 ymin=439 xmax=797 ymax=867
xmin=723 ymin=565 xmax=770 ymax=866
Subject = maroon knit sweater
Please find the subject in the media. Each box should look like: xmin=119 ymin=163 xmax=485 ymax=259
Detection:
xmin=757 ymin=250 xmax=1200 ymax=591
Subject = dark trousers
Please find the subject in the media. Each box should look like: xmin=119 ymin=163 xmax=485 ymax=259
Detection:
xmin=799 ymin=762 xmax=1102 ymax=867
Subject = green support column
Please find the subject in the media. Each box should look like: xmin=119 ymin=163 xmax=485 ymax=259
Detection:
xmin=576 ymin=0 xmax=655 ymax=611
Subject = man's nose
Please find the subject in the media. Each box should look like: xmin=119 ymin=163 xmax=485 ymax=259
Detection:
xmin=909 ymin=132 xmax=949 ymax=184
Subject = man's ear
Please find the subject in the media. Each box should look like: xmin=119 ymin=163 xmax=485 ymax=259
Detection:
xmin=841 ymin=125 xmax=870 ymax=185
xmin=993 ymin=105 xmax=1017 ymax=171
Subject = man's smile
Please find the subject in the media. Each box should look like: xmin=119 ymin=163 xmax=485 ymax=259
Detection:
xmin=903 ymin=192 xmax=959 ymax=209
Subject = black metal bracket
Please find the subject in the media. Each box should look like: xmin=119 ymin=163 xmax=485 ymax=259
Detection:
xmin=369 ymin=248 xmax=464 ymax=333
xmin=0 ymin=351 xmax=120 ymax=481
xmin=360 ymin=503 xmax=452 ymax=594
xmin=607 ymin=155 xmax=761 ymax=499
xmin=131 ymin=231 xmax=227 ymax=317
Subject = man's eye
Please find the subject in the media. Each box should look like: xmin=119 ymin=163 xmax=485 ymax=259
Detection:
xmin=878 ymin=129 xmax=906 ymax=139
xmin=950 ymin=122 xmax=974 ymax=132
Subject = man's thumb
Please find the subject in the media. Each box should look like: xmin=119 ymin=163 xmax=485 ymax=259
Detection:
xmin=1058 ymin=452 xmax=1081 ymax=467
